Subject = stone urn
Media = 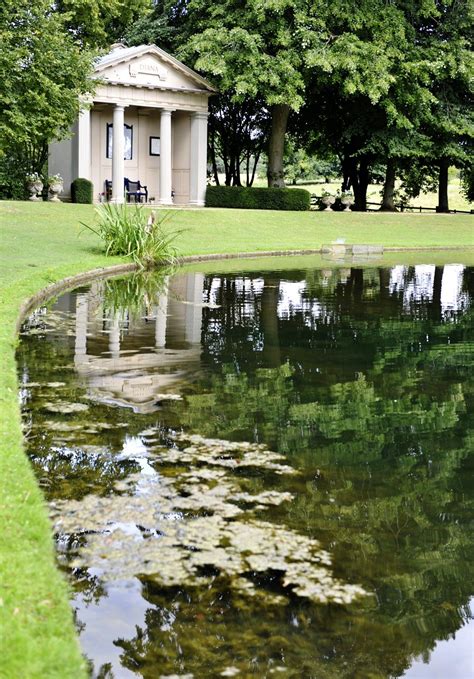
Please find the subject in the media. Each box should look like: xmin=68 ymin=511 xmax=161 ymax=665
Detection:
xmin=340 ymin=193 xmax=354 ymax=212
xmin=28 ymin=180 xmax=43 ymax=201
xmin=48 ymin=181 xmax=63 ymax=202
xmin=321 ymin=194 xmax=335 ymax=211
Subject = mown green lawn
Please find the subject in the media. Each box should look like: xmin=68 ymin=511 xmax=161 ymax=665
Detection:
xmin=0 ymin=200 xmax=473 ymax=678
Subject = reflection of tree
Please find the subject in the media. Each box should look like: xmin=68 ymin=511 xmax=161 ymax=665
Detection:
xmin=167 ymin=265 xmax=474 ymax=677
xmin=261 ymin=277 xmax=281 ymax=367
xmin=113 ymin=581 xmax=379 ymax=679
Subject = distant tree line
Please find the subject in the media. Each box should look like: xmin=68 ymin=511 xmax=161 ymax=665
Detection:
xmin=1 ymin=0 xmax=472 ymax=210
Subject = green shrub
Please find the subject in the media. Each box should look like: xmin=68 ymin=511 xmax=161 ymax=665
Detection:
xmin=205 ymin=185 xmax=310 ymax=211
xmin=71 ymin=178 xmax=93 ymax=204
xmin=0 ymin=155 xmax=32 ymax=200
xmin=80 ymin=204 xmax=181 ymax=269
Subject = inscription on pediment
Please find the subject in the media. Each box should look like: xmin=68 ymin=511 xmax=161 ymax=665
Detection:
xmin=129 ymin=60 xmax=168 ymax=80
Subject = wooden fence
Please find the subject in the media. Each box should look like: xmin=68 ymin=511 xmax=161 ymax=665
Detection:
xmin=310 ymin=195 xmax=473 ymax=214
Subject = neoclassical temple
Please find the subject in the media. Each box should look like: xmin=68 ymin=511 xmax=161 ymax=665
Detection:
xmin=49 ymin=44 xmax=215 ymax=205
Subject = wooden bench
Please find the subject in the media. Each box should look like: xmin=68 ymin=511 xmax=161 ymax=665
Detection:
xmin=104 ymin=178 xmax=149 ymax=203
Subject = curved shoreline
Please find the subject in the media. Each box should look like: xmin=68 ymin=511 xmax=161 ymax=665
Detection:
xmin=16 ymin=244 xmax=473 ymax=331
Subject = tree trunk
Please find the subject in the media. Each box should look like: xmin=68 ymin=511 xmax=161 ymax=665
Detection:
xmin=342 ymin=152 xmax=369 ymax=209
xmin=380 ymin=159 xmax=398 ymax=211
xmin=437 ymin=158 xmax=449 ymax=212
xmin=267 ymin=104 xmax=290 ymax=188
xmin=431 ymin=266 xmax=443 ymax=320
xmin=209 ymin=126 xmax=220 ymax=185
xmin=357 ymin=158 xmax=369 ymax=211
xmin=348 ymin=156 xmax=369 ymax=211
xmin=232 ymin=153 xmax=242 ymax=186
xmin=341 ymin=155 xmax=352 ymax=192
xmin=261 ymin=277 xmax=281 ymax=367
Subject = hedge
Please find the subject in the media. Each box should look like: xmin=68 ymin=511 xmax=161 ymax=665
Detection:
xmin=71 ymin=178 xmax=93 ymax=204
xmin=205 ymin=185 xmax=310 ymax=211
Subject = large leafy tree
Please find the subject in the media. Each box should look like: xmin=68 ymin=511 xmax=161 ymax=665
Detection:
xmin=57 ymin=0 xmax=154 ymax=49
xmin=126 ymin=1 xmax=274 ymax=187
xmin=127 ymin=0 xmax=472 ymax=200
xmin=406 ymin=0 xmax=474 ymax=212
xmin=298 ymin=0 xmax=473 ymax=210
xmin=175 ymin=0 xmax=326 ymax=188
xmin=0 ymin=0 xmax=95 ymax=194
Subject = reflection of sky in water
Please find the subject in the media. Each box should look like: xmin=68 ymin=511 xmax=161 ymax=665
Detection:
xmin=389 ymin=264 xmax=469 ymax=318
xmin=209 ymin=266 xmax=469 ymax=324
xmin=75 ymin=578 xmax=149 ymax=679
xmin=441 ymin=265 xmax=470 ymax=317
xmin=277 ymin=280 xmax=306 ymax=318
xmin=403 ymin=599 xmax=474 ymax=678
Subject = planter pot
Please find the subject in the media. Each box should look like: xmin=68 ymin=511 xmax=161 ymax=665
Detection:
xmin=321 ymin=195 xmax=335 ymax=211
xmin=28 ymin=181 xmax=43 ymax=201
xmin=340 ymin=197 xmax=354 ymax=212
xmin=48 ymin=182 xmax=63 ymax=202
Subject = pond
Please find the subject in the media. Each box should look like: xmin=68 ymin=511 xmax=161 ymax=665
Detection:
xmin=18 ymin=256 xmax=474 ymax=678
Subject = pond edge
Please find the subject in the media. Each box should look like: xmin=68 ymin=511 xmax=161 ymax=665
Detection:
xmin=16 ymin=245 xmax=473 ymax=331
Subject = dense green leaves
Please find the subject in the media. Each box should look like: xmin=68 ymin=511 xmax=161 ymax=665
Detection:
xmin=57 ymin=0 xmax=154 ymax=48
xmin=0 ymin=0 xmax=96 ymax=192
xmin=205 ymin=185 xmax=311 ymax=210
xmin=124 ymin=0 xmax=473 ymax=201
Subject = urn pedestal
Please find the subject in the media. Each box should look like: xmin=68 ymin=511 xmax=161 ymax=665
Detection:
xmin=321 ymin=195 xmax=335 ymax=211
xmin=28 ymin=181 xmax=43 ymax=201
xmin=48 ymin=182 xmax=63 ymax=202
xmin=341 ymin=196 xmax=354 ymax=212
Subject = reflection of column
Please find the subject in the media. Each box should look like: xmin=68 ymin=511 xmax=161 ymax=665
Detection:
xmin=75 ymin=293 xmax=88 ymax=363
xmin=109 ymin=315 xmax=121 ymax=358
xmin=155 ymin=278 xmax=169 ymax=348
xmin=112 ymin=104 xmax=126 ymax=203
xmin=77 ymin=107 xmax=91 ymax=180
xmin=185 ymin=273 xmax=204 ymax=344
xmin=159 ymin=109 xmax=173 ymax=205
xmin=190 ymin=112 xmax=208 ymax=206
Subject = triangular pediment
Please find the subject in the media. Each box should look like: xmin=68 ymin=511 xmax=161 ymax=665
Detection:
xmin=94 ymin=45 xmax=215 ymax=93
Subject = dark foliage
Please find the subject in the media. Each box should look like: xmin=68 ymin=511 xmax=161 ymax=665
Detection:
xmin=71 ymin=178 xmax=93 ymax=204
xmin=205 ymin=186 xmax=310 ymax=211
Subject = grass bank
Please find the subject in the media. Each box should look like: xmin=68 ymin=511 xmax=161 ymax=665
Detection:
xmin=0 ymin=200 xmax=473 ymax=678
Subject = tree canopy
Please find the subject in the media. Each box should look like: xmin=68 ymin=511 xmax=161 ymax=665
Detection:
xmin=0 ymin=0 xmax=472 ymax=206
xmin=0 ymin=0 xmax=96 ymax=195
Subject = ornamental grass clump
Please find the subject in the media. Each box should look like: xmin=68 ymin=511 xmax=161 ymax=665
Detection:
xmin=81 ymin=203 xmax=181 ymax=269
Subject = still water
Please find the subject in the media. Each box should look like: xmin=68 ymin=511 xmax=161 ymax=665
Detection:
xmin=18 ymin=259 xmax=474 ymax=678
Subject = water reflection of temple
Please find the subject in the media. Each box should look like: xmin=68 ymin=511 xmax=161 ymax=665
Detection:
xmin=73 ymin=273 xmax=204 ymax=413
xmin=64 ymin=265 xmax=470 ymax=412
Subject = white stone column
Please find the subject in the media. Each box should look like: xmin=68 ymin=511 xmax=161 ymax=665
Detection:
xmin=159 ymin=109 xmax=173 ymax=205
xmin=112 ymin=104 xmax=126 ymax=203
xmin=190 ymin=112 xmax=208 ymax=206
xmin=77 ymin=107 xmax=91 ymax=180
